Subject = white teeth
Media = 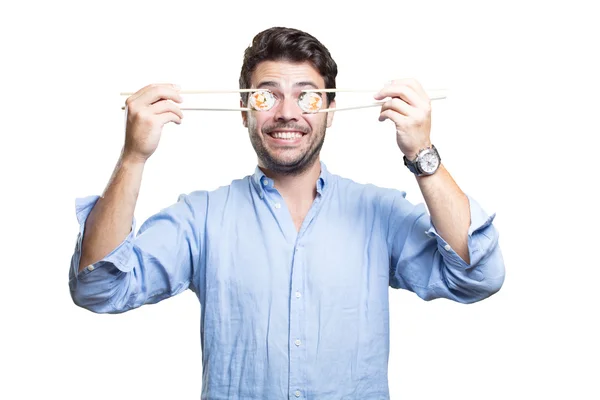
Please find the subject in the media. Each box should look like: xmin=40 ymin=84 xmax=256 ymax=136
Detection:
xmin=271 ymin=131 xmax=303 ymax=140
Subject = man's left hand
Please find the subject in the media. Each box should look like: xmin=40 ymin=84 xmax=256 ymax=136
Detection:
xmin=374 ymin=79 xmax=432 ymax=160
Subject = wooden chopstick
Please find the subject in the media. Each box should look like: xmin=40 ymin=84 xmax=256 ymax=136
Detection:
xmin=316 ymin=93 xmax=447 ymax=113
xmin=118 ymin=89 xmax=447 ymax=111
xmin=302 ymin=88 xmax=448 ymax=95
xmin=120 ymin=88 xmax=448 ymax=95
xmin=316 ymin=101 xmax=386 ymax=113
xmin=119 ymin=106 xmax=250 ymax=111
xmin=119 ymin=89 xmax=259 ymax=96
xmin=301 ymin=88 xmax=379 ymax=93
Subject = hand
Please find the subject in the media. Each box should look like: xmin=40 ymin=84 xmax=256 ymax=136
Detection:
xmin=374 ymin=79 xmax=432 ymax=160
xmin=122 ymin=83 xmax=183 ymax=163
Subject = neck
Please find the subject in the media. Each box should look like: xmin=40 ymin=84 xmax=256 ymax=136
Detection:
xmin=259 ymin=158 xmax=321 ymax=202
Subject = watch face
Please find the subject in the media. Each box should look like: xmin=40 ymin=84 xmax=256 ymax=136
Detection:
xmin=418 ymin=151 xmax=440 ymax=173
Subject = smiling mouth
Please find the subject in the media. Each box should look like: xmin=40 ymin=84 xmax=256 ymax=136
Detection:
xmin=267 ymin=131 xmax=306 ymax=140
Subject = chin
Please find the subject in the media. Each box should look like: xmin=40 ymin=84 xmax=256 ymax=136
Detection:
xmin=268 ymin=154 xmax=321 ymax=175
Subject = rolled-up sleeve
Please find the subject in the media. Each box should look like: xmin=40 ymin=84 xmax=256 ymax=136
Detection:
xmin=69 ymin=191 xmax=207 ymax=314
xmin=387 ymin=191 xmax=505 ymax=303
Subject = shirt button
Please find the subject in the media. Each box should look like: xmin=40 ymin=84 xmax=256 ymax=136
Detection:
xmin=262 ymin=178 xmax=268 ymax=185
xmin=86 ymin=265 xmax=94 ymax=271
xmin=444 ymin=244 xmax=451 ymax=251
xmin=294 ymin=390 xmax=301 ymax=397
xmin=295 ymin=291 xmax=301 ymax=298
xmin=274 ymin=202 xmax=281 ymax=209
xmin=294 ymin=339 xmax=301 ymax=346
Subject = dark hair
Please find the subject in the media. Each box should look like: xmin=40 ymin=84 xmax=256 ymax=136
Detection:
xmin=239 ymin=27 xmax=338 ymax=106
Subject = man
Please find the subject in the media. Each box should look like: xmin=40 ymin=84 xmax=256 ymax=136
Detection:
xmin=69 ymin=27 xmax=504 ymax=399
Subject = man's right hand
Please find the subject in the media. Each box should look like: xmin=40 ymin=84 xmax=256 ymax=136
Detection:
xmin=123 ymin=83 xmax=184 ymax=163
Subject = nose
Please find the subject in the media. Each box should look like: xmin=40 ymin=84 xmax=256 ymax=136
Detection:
xmin=273 ymin=95 xmax=302 ymax=122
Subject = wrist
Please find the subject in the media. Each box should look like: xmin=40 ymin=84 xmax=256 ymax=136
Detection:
xmin=120 ymin=148 xmax=148 ymax=167
xmin=403 ymin=144 xmax=440 ymax=176
xmin=403 ymin=141 xmax=432 ymax=161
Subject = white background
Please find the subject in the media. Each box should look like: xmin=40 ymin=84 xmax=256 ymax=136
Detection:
xmin=1 ymin=0 xmax=598 ymax=399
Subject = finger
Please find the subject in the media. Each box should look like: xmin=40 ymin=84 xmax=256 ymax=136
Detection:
xmin=378 ymin=108 xmax=409 ymax=125
xmin=126 ymin=83 xmax=175 ymax=105
xmin=157 ymin=111 xmax=183 ymax=126
xmin=150 ymin=99 xmax=184 ymax=120
xmin=140 ymin=84 xmax=183 ymax=105
xmin=394 ymin=78 xmax=428 ymax=99
xmin=379 ymin=97 xmax=413 ymax=117
xmin=126 ymin=83 xmax=182 ymax=108
xmin=374 ymin=83 xmax=427 ymax=109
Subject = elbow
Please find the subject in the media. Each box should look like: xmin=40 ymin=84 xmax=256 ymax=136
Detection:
xmin=487 ymin=259 xmax=506 ymax=295
xmin=481 ymin=242 xmax=506 ymax=297
xmin=448 ymin=276 xmax=504 ymax=304
xmin=469 ymin=272 xmax=504 ymax=303
xmin=68 ymin=269 xmax=129 ymax=314
xmin=69 ymin=282 xmax=117 ymax=314
xmin=460 ymin=247 xmax=506 ymax=303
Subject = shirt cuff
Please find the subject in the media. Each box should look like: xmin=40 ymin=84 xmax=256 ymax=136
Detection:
xmin=425 ymin=194 xmax=496 ymax=269
xmin=70 ymin=195 xmax=137 ymax=281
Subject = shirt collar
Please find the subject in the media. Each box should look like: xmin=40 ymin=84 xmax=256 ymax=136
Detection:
xmin=251 ymin=161 xmax=330 ymax=198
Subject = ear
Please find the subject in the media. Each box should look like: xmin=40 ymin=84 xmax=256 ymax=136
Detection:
xmin=241 ymin=99 xmax=248 ymax=127
xmin=326 ymin=100 xmax=336 ymax=127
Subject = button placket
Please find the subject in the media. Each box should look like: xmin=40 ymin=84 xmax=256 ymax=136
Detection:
xmin=289 ymin=241 xmax=306 ymax=398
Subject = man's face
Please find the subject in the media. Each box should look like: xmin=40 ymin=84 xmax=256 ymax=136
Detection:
xmin=242 ymin=61 xmax=335 ymax=175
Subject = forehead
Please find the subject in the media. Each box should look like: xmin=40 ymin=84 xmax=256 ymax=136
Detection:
xmin=250 ymin=60 xmax=325 ymax=88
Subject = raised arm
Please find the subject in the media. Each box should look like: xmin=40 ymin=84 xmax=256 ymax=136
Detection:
xmin=70 ymin=84 xmax=204 ymax=314
xmin=376 ymin=79 xmax=504 ymax=302
xmin=78 ymin=84 xmax=183 ymax=271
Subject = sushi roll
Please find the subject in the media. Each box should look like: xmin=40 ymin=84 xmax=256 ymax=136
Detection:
xmin=249 ymin=90 xmax=276 ymax=111
xmin=298 ymin=92 xmax=323 ymax=113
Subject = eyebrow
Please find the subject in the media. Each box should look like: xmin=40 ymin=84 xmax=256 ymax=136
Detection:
xmin=256 ymin=81 xmax=321 ymax=90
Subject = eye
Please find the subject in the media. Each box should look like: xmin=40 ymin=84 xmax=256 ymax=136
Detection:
xmin=298 ymin=92 xmax=323 ymax=113
xmin=249 ymin=90 xmax=277 ymax=111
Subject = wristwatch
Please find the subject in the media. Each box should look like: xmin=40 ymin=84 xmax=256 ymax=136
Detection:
xmin=403 ymin=144 xmax=441 ymax=176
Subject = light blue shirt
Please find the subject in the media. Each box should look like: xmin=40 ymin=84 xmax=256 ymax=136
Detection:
xmin=69 ymin=162 xmax=504 ymax=399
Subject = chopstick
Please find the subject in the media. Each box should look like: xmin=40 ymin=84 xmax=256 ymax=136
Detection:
xmin=120 ymin=88 xmax=448 ymax=95
xmin=119 ymin=89 xmax=259 ymax=96
xmin=302 ymin=88 xmax=447 ymax=95
xmin=301 ymin=89 xmax=380 ymax=93
xmin=316 ymin=93 xmax=447 ymax=113
xmin=317 ymin=101 xmax=386 ymax=113
xmin=179 ymin=107 xmax=250 ymax=111
xmin=119 ymin=105 xmax=250 ymax=111
xmin=118 ymin=88 xmax=447 ymax=111
xmin=119 ymin=89 xmax=254 ymax=109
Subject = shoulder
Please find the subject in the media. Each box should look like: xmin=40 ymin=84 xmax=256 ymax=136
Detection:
xmin=177 ymin=174 xmax=253 ymax=208
xmin=332 ymin=173 xmax=407 ymax=205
